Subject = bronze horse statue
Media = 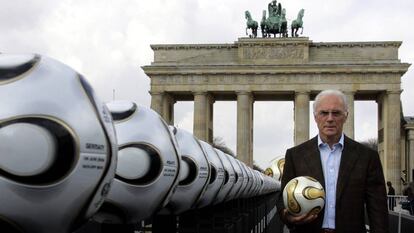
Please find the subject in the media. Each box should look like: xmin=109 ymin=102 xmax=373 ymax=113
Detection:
xmin=291 ymin=9 xmax=305 ymax=37
xmin=278 ymin=8 xmax=288 ymax=37
xmin=245 ymin=11 xmax=258 ymax=38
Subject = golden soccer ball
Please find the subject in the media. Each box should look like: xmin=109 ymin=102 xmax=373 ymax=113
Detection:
xmin=264 ymin=156 xmax=285 ymax=181
xmin=282 ymin=176 xmax=325 ymax=216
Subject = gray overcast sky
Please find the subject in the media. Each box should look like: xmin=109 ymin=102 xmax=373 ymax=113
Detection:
xmin=1 ymin=0 xmax=413 ymax=169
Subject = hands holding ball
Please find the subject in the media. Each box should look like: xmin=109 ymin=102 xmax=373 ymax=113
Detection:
xmin=282 ymin=176 xmax=325 ymax=224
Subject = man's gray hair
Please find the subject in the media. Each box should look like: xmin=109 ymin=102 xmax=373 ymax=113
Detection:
xmin=312 ymin=89 xmax=348 ymax=114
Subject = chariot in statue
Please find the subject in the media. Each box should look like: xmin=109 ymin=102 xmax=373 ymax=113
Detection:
xmin=261 ymin=0 xmax=288 ymax=38
xmin=245 ymin=0 xmax=305 ymax=38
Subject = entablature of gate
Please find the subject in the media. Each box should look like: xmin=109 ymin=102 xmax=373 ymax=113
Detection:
xmin=143 ymin=37 xmax=410 ymax=102
xmin=142 ymin=63 xmax=409 ymax=75
xmin=149 ymin=90 xmax=400 ymax=102
xmin=144 ymin=37 xmax=406 ymax=66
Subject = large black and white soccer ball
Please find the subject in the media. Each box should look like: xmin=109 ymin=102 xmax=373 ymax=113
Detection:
xmin=0 ymin=54 xmax=117 ymax=233
xmin=102 ymin=101 xmax=180 ymax=223
xmin=283 ymin=176 xmax=325 ymax=216
xmin=158 ymin=127 xmax=210 ymax=215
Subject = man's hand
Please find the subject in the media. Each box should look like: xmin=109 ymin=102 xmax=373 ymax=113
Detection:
xmin=281 ymin=208 xmax=318 ymax=225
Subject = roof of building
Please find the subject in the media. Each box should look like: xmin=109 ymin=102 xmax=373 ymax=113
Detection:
xmin=404 ymin=116 xmax=414 ymax=128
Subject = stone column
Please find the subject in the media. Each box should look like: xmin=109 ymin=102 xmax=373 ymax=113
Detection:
xmin=377 ymin=94 xmax=385 ymax=168
xmin=408 ymin=129 xmax=414 ymax=182
xmin=193 ymin=92 xmax=208 ymax=141
xmin=150 ymin=91 xmax=164 ymax=116
xmin=343 ymin=92 xmax=355 ymax=139
xmin=237 ymin=91 xmax=253 ymax=167
xmin=294 ymin=91 xmax=310 ymax=145
xmin=206 ymin=94 xmax=215 ymax=143
xmin=384 ymin=90 xmax=402 ymax=192
xmin=162 ymin=93 xmax=175 ymax=125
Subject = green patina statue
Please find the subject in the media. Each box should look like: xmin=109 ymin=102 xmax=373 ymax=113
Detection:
xmin=291 ymin=9 xmax=305 ymax=37
xmin=245 ymin=10 xmax=258 ymax=38
xmin=259 ymin=0 xmax=288 ymax=38
xmin=268 ymin=0 xmax=280 ymax=17
xmin=246 ymin=1 xmax=305 ymax=38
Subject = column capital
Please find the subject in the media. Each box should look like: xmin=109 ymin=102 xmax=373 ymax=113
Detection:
xmin=295 ymin=90 xmax=310 ymax=95
xmin=404 ymin=123 xmax=414 ymax=130
xmin=386 ymin=90 xmax=403 ymax=95
xmin=343 ymin=91 xmax=356 ymax=95
xmin=192 ymin=91 xmax=208 ymax=96
xmin=236 ymin=91 xmax=252 ymax=96
xmin=407 ymin=130 xmax=414 ymax=140
xmin=149 ymin=91 xmax=164 ymax=95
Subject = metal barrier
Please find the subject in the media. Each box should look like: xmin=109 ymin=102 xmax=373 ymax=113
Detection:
xmin=389 ymin=211 xmax=414 ymax=233
xmin=151 ymin=192 xmax=283 ymax=233
xmin=387 ymin=195 xmax=413 ymax=215
xmin=387 ymin=195 xmax=414 ymax=233
xmin=74 ymin=192 xmax=283 ymax=233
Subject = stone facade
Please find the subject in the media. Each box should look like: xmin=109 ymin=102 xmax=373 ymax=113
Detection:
xmin=403 ymin=117 xmax=414 ymax=184
xmin=142 ymin=37 xmax=410 ymax=192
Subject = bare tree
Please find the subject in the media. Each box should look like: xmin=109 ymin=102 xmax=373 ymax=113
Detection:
xmin=253 ymin=161 xmax=264 ymax=172
xmin=212 ymin=137 xmax=265 ymax=172
xmin=212 ymin=136 xmax=235 ymax=157
xmin=359 ymin=138 xmax=378 ymax=151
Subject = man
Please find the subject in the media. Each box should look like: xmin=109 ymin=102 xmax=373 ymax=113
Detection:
xmin=386 ymin=181 xmax=395 ymax=211
xmin=277 ymin=90 xmax=388 ymax=233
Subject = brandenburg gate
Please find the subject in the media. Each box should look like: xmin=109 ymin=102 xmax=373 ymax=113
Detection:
xmin=142 ymin=37 xmax=410 ymax=191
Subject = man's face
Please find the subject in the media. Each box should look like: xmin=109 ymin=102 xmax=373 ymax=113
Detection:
xmin=314 ymin=94 xmax=348 ymax=140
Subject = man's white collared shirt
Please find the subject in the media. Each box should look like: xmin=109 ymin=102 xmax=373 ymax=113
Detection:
xmin=318 ymin=134 xmax=344 ymax=229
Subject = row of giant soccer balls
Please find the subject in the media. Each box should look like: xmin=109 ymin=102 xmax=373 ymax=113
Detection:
xmin=0 ymin=54 xmax=325 ymax=233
